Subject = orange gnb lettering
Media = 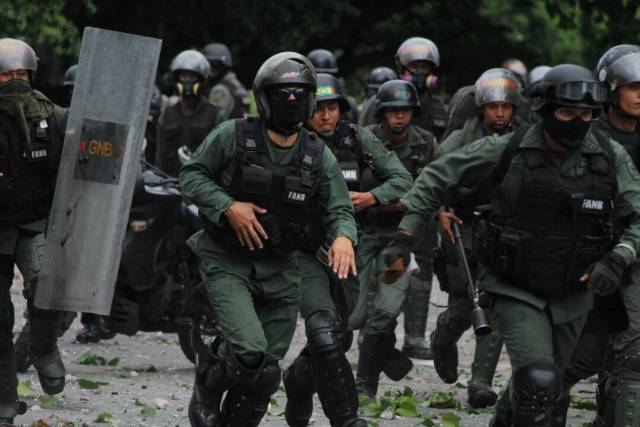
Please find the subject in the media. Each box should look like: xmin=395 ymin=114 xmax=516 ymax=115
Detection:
xmin=88 ymin=140 xmax=113 ymax=157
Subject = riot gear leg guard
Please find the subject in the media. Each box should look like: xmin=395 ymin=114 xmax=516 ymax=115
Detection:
xmin=468 ymin=331 xmax=502 ymax=408
xmin=188 ymin=346 xmax=232 ymax=427
xmin=29 ymin=303 xmax=66 ymax=395
xmin=550 ymin=390 xmax=570 ymax=427
xmin=221 ymin=359 xmax=281 ymax=427
xmin=283 ymin=348 xmax=315 ymax=427
xmin=511 ymin=360 xmax=563 ymax=427
xmin=304 ymin=309 xmax=365 ymax=427
xmin=614 ymin=378 xmax=640 ymax=426
xmin=402 ymin=266 xmax=433 ymax=360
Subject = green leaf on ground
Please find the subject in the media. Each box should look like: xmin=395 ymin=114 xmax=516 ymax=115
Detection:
xmin=17 ymin=380 xmax=33 ymax=397
xmin=78 ymin=378 xmax=108 ymax=389
xmin=95 ymin=412 xmax=114 ymax=423
xmin=441 ymin=411 xmax=461 ymax=427
xmin=77 ymin=351 xmax=107 ymax=366
xmin=140 ymin=405 xmax=156 ymax=418
xmin=107 ymin=357 xmax=120 ymax=367
xmin=571 ymin=394 xmax=597 ymax=410
xmin=39 ymin=394 xmax=59 ymax=407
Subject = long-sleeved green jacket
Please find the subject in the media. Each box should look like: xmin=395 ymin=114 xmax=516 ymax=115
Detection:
xmin=399 ymin=123 xmax=640 ymax=322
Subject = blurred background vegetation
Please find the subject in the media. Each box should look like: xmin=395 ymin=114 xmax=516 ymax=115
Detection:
xmin=1 ymin=0 xmax=638 ymax=102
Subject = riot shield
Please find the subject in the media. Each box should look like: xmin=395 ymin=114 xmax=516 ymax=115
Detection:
xmin=35 ymin=28 xmax=162 ymax=314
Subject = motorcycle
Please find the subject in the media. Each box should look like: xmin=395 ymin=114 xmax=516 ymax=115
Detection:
xmin=105 ymin=166 xmax=216 ymax=363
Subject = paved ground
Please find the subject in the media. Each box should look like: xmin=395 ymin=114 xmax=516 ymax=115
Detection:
xmin=10 ymin=276 xmax=597 ymax=427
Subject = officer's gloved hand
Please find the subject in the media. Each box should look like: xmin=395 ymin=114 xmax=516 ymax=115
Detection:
xmin=584 ymin=252 xmax=627 ymax=296
xmin=382 ymin=232 xmax=414 ymax=269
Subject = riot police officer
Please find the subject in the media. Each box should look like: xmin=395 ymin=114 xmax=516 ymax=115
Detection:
xmin=383 ymin=64 xmax=640 ymax=426
xmin=203 ymin=42 xmax=251 ymax=120
xmin=62 ymin=64 xmax=77 ymax=107
xmin=0 ymin=38 xmax=68 ymax=424
xmin=346 ymin=80 xmax=437 ymax=399
xmin=282 ymin=73 xmax=410 ymax=427
xmin=528 ymin=65 xmax=551 ymax=86
xmin=156 ymin=50 xmax=222 ymax=176
xmin=394 ymin=37 xmax=448 ymax=140
xmin=180 ymin=52 xmax=359 ymax=427
xmin=433 ymin=68 xmax=524 ymax=409
xmin=561 ymin=45 xmax=640 ymax=427
xmin=363 ymin=79 xmax=439 ymax=361
xmin=307 ymin=49 xmax=359 ymax=123
xmin=358 ymin=66 xmax=397 ymax=127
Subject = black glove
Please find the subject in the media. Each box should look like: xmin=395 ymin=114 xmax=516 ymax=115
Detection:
xmin=382 ymin=232 xmax=414 ymax=269
xmin=586 ymin=252 xmax=627 ymax=296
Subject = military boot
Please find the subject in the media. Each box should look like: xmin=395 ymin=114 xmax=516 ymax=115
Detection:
xmin=14 ymin=317 xmax=32 ymax=373
xmin=430 ymin=327 xmax=459 ymax=384
xmin=356 ymin=333 xmax=405 ymax=399
xmin=467 ymin=332 xmax=502 ymax=408
xmin=614 ymin=378 xmax=640 ymax=427
xmin=75 ymin=314 xmax=115 ymax=344
xmin=30 ymin=309 xmax=66 ymax=395
xmin=188 ymin=354 xmax=232 ymax=427
xmin=402 ymin=275 xmax=433 ymax=360
xmin=0 ymin=340 xmax=27 ymax=425
xmin=283 ymin=349 xmax=315 ymax=427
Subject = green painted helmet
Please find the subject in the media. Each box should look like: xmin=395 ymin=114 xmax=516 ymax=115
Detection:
xmin=315 ymin=73 xmax=350 ymax=112
xmin=375 ymin=79 xmax=421 ymax=117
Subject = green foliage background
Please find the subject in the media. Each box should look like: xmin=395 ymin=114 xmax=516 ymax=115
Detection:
xmin=1 ymin=0 xmax=638 ymax=97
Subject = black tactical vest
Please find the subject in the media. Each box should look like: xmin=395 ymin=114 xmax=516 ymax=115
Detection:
xmin=484 ymin=126 xmax=617 ymax=297
xmin=328 ymin=122 xmax=372 ymax=192
xmin=413 ymin=93 xmax=447 ymax=141
xmin=203 ymin=117 xmax=324 ymax=258
xmin=219 ymin=74 xmax=251 ymax=119
xmin=0 ymin=110 xmax=62 ymax=224
xmin=159 ymin=99 xmax=219 ymax=176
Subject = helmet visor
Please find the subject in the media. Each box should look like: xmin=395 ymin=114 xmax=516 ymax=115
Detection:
xmin=555 ymin=81 xmax=609 ymax=104
xmin=0 ymin=40 xmax=37 ymax=74
xmin=608 ymin=52 xmax=640 ymax=88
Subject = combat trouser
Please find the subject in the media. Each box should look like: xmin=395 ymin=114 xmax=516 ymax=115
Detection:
xmin=488 ymin=294 xmax=588 ymax=427
xmin=349 ymin=226 xmax=414 ymax=399
xmin=284 ymin=252 xmax=365 ymax=427
xmin=565 ymin=263 xmax=640 ymax=426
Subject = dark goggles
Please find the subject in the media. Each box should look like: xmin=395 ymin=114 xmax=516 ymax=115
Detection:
xmin=267 ymin=87 xmax=310 ymax=102
xmin=554 ymin=81 xmax=609 ymax=104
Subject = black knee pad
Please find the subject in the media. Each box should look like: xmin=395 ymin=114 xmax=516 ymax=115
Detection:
xmin=305 ymin=309 xmax=341 ymax=354
xmin=512 ymin=360 xmax=563 ymax=427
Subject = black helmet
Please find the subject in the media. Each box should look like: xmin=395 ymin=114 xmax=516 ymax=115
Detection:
xmin=170 ymin=50 xmax=210 ymax=81
xmin=63 ymin=64 xmax=78 ymax=88
xmin=474 ymin=68 xmax=522 ymax=107
xmin=597 ymin=44 xmax=640 ymax=91
xmin=203 ymin=42 xmax=233 ymax=69
xmin=0 ymin=38 xmax=38 ymax=81
xmin=307 ymin=49 xmax=338 ymax=75
xmin=366 ymin=67 xmax=397 ymax=98
xmin=501 ymin=58 xmax=528 ymax=84
xmin=253 ymin=51 xmax=317 ymax=120
xmin=315 ymin=73 xmax=350 ymax=112
xmin=529 ymin=64 xmax=608 ymax=111
xmin=375 ymin=79 xmax=421 ymax=117
xmin=395 ymin=37 xmax=440 ymax=71
xmin=528 ymin=65 xmax=551 ymax=86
